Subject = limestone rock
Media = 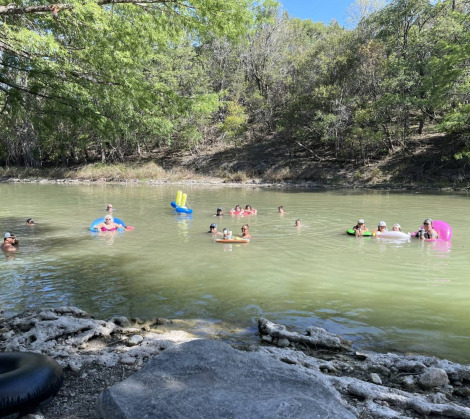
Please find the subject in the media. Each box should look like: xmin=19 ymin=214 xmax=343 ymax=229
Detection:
xmin=96 ymin=339 xmax=355 ymax=419
xmin=419 ymin=368 xmax=449 ymax=389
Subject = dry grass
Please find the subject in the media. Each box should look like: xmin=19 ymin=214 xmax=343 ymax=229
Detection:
xmin=0 ymin=162 xmax=202 ymax=182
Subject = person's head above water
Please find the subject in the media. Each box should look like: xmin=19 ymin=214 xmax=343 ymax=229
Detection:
xmin=26 ymin=218 xmax=35 ymax=225
xmin=104 ymin=215 xmax=113 ymax=222
xmin=209 ymin=223 xmax=218 ymax=232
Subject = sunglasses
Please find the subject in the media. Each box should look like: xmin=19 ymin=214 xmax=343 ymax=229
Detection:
xmin=424 ymin=222 xmax=430 ymax=225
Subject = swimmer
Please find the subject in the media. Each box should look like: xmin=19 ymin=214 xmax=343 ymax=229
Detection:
xmin=222 ymin=228 xmax=233 ymax=239
xmin=278 ymin=206 xmax=288 ymax=214
xmin=415 ymin=218 xmax=438 ymax=240
xmin=240 ymin=224 xmax=252 ymax=239
xmin=209 ymin=223 xmax=223 ymax=237
xmin=294 ymin=219 xmax=302 ymax=227
xmin=392 ymin=223 xmax=401 ymax=232
xmin=26 ymin=218 xmax=35 ymax=226
xmin=373 ymin=221 xmax=388 ymax=236
xmin=353 ymin=219 xmax=368 ymax=236
xmin=244 ymin=205 xmax=257 ymax=215
xmin=1 ymin=232 xmax=19 ymax=252
xmin=214 ymin=208 xmax=224 ymax=217
xmin=93 ymin=215 xmax=123 ymax=232
xmin=106 ymin=204 xmax=114 ymax=213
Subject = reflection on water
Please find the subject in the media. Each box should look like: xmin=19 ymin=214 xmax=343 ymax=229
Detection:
xmin=0 ymin=184 xmax=469 ymax=363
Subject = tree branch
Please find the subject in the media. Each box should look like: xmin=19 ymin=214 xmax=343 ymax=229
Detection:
xmin=0 ymin=0 xmax=185 ymax=16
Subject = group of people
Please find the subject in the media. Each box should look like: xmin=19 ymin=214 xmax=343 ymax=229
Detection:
xmin=208 ymin=204 xmax=303 ymax=241
xmin=353 ymin=218 xmax=439 ymax=239
xmin=209 ymin=223 xmax=252 ymax=239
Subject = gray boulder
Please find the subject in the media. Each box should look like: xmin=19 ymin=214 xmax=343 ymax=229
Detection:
xmin=96 ymin=339 xmax=354 ymax=419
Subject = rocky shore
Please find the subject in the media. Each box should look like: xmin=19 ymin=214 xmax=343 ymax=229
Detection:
xmin=1 ymin=307 xmax=470 ymax=418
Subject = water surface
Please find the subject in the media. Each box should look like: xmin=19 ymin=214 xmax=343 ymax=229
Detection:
xmin=1 ymin=183 xmax=469 ymax=363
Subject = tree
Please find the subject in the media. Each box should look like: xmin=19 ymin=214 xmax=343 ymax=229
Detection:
xmin=0 ymin=0 xmax=261 ymax=164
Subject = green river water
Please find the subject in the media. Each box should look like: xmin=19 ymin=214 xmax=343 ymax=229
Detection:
xmin=0 ymin=183 xmax=469 ymax=363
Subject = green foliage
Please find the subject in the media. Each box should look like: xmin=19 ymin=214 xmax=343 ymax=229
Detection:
xmin=220 ymin=101 xmax=247 ymax=139
xmin=1 ymin=0 xmax=470 ymax=170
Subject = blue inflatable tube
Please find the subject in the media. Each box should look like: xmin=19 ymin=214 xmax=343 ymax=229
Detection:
xmin=175 ymin=206 xmax=193 ymax=214
xmin=90 ymin=216 xmax=127 ymax=232
xmin=170 ymin=201 xmax=193 ymax=214
xmin=0 ymin=352 xmax=63 ymax=417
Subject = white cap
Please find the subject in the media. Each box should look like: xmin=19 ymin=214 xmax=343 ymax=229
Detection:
xmin=358 ymin=219 xmax=365 ymax=224
xmin=378 ymin=221 xmax=387 ymax=227
xmin=4 ymin=232 xmax=13 ymax=238
xmin=393 ymin=223 xmax=401 ymax=229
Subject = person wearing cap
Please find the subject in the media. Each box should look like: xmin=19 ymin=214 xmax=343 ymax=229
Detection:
xmin=208 ymin=223 xmax=222 ymax=237
xmin=373 ymin=221 xmax=388 ymax=236
xmin=1 ymin=232 xmax=19 ymax=252
xmin=353 ymin=219 xmax=368 ymax=236
xmin=392 ymin=223 xmax=401 ymax=232
xmin=26 ymin=218 xmax=35 ymax=226
xmin=214 ymin=208 xmax=224 ymax=217
xmin=416 ymin=218 xmax=439 ymax=240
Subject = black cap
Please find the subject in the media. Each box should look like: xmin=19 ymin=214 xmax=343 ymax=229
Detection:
xmin=210 ymin=223 xmax=217 ymax=228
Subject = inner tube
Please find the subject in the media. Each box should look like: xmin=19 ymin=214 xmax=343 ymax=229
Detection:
xmin=216 ymin=238 xmax=250 ymax=243
xmin=375 ymin=231 xmax=410 ymax=240
xmin=89 ymin=217 xmax=127 ymax=232
xmin=0 ymin=352 xmax=63 ymax=417
xmin=346 ymin=229 xmax=372 ymax=236
xmin=175 ymin=206 xmax=193 ymax=214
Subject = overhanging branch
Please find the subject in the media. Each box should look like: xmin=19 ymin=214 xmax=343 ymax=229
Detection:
xmin=0 ymin=0 xmax=184 ymax=16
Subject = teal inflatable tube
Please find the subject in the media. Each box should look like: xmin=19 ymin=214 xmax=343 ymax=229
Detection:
xmin=90 ymin=217 xmax=126 ymax=232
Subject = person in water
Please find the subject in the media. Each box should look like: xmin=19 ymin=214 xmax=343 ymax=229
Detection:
xmin=392 ymin=223 xmax=401 ymax=232
xmin=353 ymin=219 xmax=368 ymax=236
xmin=244 ymin=205 xmax=257 ymax=215
xmin=278 ymin=206 xmax=288 ymax=214
xmin=208 ymin=223 xmax=223 ymax=237
xmin=26 ymin=218 xmax=35 ymax=226
xmin=214 ymin=208 xmax=223 ymax=217
xmin=295 ymin=219 xmax=302 ymax=227
xmin=94 ymin=215 xmax=123 ymax=232
xmin=1 ymin=232 xmax=19 ymax=252
xmin=106 ymin=204 xmax=114 ymax=213
xmin=416 ymin=218 xmax=439 ymax=240
xmin=240 ymin=224 xmax=252 ymax=239
xmin=374 ymin=221 xmax=388 ymax=235
xmin=222 ymin=228 xmax=233 ymax=239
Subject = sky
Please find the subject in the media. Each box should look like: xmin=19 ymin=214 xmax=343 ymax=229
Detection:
xmin=279 ymin=0 xmax=355 ymax=26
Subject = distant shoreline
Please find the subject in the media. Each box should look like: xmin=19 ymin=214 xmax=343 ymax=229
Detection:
xmin=1 ymin=176 xmax=468 ymax=193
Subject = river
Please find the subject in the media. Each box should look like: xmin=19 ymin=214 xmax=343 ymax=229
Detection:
xmin=0 ymin=183 xmax=469 ymax=363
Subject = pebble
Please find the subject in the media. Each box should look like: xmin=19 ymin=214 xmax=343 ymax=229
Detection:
xmin=121 ymin=356 xmax=137 ymax=365
xmin=370 ymin=373 xmax=382 ymax=385
xmin=127 ymin=335 xmax=144 ymax=346
xmin=277 ymin=338 xmax=290 ymax=348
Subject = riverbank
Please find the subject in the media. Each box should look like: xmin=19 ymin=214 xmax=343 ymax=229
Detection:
xmin=1 ymin=168 xmax=468 ymax=193
xmin=1 ymin=132 xmax=470 ymax=192
xmin=1 ymin=307 xmax=470 ymax=418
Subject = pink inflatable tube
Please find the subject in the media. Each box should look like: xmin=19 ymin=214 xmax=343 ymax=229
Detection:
xmin=412 ymin=220 xmax=452 ymax=241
